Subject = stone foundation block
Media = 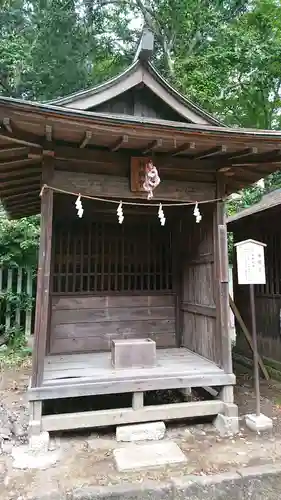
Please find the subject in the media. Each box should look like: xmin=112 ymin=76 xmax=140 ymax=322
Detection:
xmin=113 ymin=441 xmax=187 ymax=471
xmin=214 ymin=413 xmax=239 ymax=437
xmin=29 ymin=431 xmax=50 ymax=455
xmin=111 ymin=338 xmax=156 ymax=368
xmin=116 ymin=421 xmax=166 ymax=442
xmin=245 ymin=413 xmax=273 ymax=433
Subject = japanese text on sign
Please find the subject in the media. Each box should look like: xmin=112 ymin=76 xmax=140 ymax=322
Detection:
xmin=235 ymin=240 xmax=266 ymax=285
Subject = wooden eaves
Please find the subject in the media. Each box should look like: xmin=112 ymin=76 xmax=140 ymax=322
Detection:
xmin=1 ymin=97 xmax=281 ymax=218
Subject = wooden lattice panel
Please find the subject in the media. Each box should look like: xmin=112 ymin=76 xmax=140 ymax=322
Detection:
xmin=52 ymin=219 xmax=173 ymax=294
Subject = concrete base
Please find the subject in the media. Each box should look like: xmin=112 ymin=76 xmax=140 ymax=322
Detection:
xmin=12 ymin=432 xmax=60 ymax=470
xmin=113 ymin=441 xmax=187 ymax=471
xmin=12 ymin=445 xmax=60 ymax=470
xmin=116 ymin=421 xmax=166 ymax=442
xmin=245 ymin=413 xmax=273 ymax=433
xmin=213 ymin=413 xmax=239 ymax=437
xmin=29 ymin=431 xmax=50 ymax=455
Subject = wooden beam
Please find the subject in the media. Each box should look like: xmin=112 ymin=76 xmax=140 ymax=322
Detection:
xmin=228 ymin=167 xmax=263 ymax=182
xmin=1 ymin=175 xmax=41 ymax=189
xmin=8 ymin=201 xmax=40 ymax=212
xmin=41 ymin=400 xmax=224 ymax=432
xmin=181 ymin=303 xmax=216 ymax=318
xmin=0 ymin=166 xmax=41 ymax=179
xmin=2 ymin=117 xmax=13 ymax=134
xmin=79 ymin=130 xmax=92 ymax=149
xmin=0 ymin=131 xmax=41 ymax=149
xmin=2 ymin=192 xmax=39 ymax=206
xmin=45 ymin=125 xmax=52 ymax=142
xmin=171 ymin=141 xmax=196 ymax=156
xmin=0 ymin=147 xmax=29 ymax=160
xmin=0 ymin=181 xmax=40 ymax=197
xmin=191 ymin=145 xmax=227 ymax=160
xmin=51 ymin=145 xmax=267 ymax=171
xmin=53 ymin=170 xmax=216 ymax=202
xmin=31 ymin=156 xmax=54 ymax=388
xmin=213 ymin=175 xmax=232 ymax=374
xmin=142 ymin=139 xmax=163 ymax=154
xmin=233 ymin=161 xmax=281 ymax=168
xmin=224 ymin=147 xmax=258 ymax=160
xmin=28 ymin=371 xmax=235 ymax=401
xmin=0 ymin=186 xmax=40 ymax=202
xmin=135 ymin=26 xmax=154 ymax=62
xmin=111 ymin=135 xmax=129 ymax=152
xmin=0 ymin=158 xmax=40 ymax=171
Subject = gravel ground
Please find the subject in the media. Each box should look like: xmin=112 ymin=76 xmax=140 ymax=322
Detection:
xmin=1 ymin=360 xmax=281 ymax=499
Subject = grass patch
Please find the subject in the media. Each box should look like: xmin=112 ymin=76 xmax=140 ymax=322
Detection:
xmin=0 ymin=346 xmax=32 ymax=369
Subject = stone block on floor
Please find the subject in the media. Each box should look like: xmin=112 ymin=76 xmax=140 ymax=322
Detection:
xmin=116 ymin=421 xmax=166 ymax=442
xmin=113 ymin=441 xmax=187 ymax=471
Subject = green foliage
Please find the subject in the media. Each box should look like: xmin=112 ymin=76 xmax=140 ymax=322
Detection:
xmin=0 ymin=324 xmax=26 ymax=349
xmin=0 ymin=289 xmax=34 ymax=311
xmin=0 ymin=212 xmax=40 ymax=268
xmin=1 ymin=0 xmax=281 ymax=132
xmin=226 ymin=185 xmax=264 ymax=217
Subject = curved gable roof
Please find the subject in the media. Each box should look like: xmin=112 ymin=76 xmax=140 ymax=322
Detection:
xmin=48 ymin=60 xmax=223 ymax=126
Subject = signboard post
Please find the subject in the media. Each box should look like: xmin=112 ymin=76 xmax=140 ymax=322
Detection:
xmin=234 ymin=239 xmax=272 ymax=432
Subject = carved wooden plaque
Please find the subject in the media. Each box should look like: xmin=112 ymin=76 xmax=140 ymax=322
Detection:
xmin=130 ymin=156 xmax=152 ymax=192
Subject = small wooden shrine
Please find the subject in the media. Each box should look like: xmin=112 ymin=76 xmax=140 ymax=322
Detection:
xmin=228 ymin=189 xmax=281 ymax=365
xmin=1 ymin=29 xmax=281 ymax=433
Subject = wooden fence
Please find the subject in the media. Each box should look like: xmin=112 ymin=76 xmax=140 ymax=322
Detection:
xmin=0 ymin=266 xmax=34 ymax=338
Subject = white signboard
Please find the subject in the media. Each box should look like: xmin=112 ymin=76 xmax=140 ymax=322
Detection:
xmin=235 ymin=239 xmax=266 ymax=285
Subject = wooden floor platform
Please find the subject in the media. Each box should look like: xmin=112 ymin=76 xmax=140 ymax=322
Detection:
xmin=28 ymin=348 xmax=235 ymax=401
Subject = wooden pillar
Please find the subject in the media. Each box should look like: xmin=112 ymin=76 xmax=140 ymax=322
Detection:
xmin=214 ymin=174 xmax=233 ymax=374
xmin=31 ymin=155 xmax=54 ymax=388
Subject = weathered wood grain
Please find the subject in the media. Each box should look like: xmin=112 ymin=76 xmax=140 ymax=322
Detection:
xmin=52 ymin=294 xmax=175 ymax=310
xmin=31 ymin=156 xmax=54 ymax=387
xmin=50 ymin=294 xmax=176 ymax=354
xmin=53 ymin=170 xmax=215 ymax=202
xmin=41 ymin=400 xmax=225 ymax=432
xmin=179 ymin=206 xmax=220 ymax=364
xmin=52 ymin=306 xmax=175 ymax=324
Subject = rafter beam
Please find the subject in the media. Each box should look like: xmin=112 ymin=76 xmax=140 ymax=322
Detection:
xmin=1 ymin=175 xmax=41 ymax=189
xmin=45 ymin=125 xmax=52 ymax=142
xmin=111 ymin=134 xmax=129 ymax=152
xmin=0 ymin=158 xmax=41 ymax=171
xmin=190 ymin=145 xmax=227 ymax=160
xmin=171 ymin=141 xmax=196 ymax=156
xmin=223 ymin=147 xmax=258 ymax=160
xmin=0 ymin=167 xmax=41 ymax=179
xmin=7 ymin=201 xmax=40 ymax=212
xmin=0 ymin=182 xmax=40 ymax=198
xmin=0 ymin=147 xmax=29 ymax=160
xmin=142 ymin=139 xmax=163 ymax=155
xmin=6 ymin=196 xmax=39 ymax=208
xmin=79 ymin=130 xmax=92 ymax=149
xmin=0 ymin=132 xmax=41 ymax=149
xmin=8 ymin=197 xmax=40 ymax=210
xmin=232 ymin=161 xmax=281 ymax=168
